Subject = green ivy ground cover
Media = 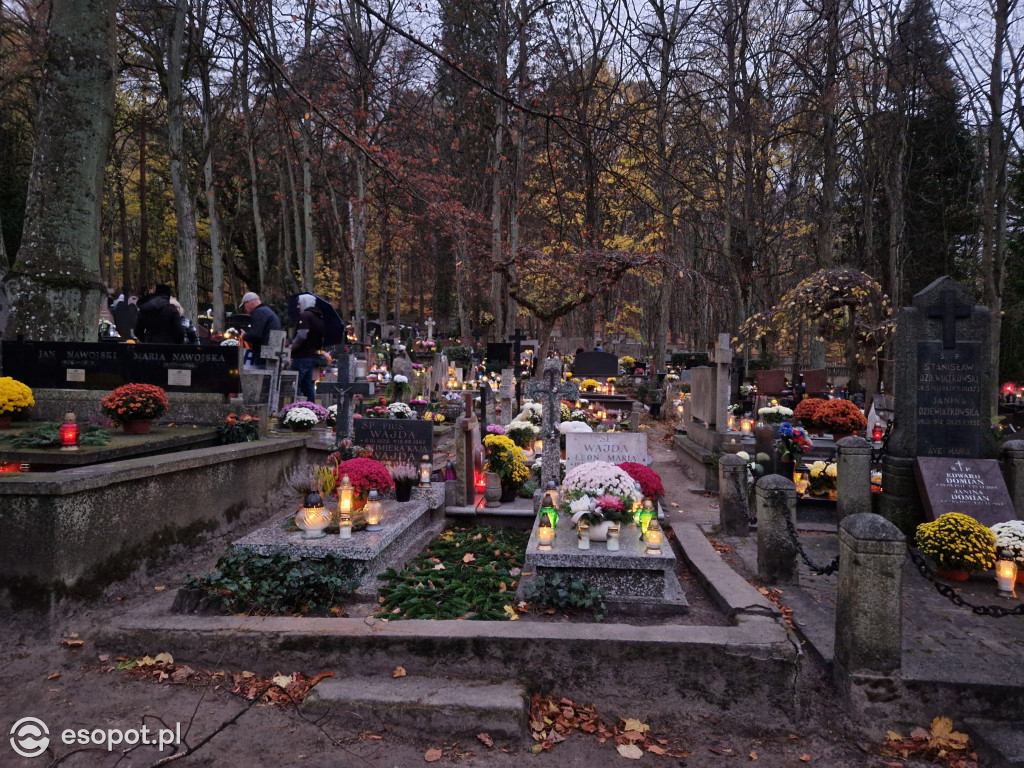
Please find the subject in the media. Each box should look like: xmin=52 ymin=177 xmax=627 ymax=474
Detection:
xmin=376 ymin=526 xmax=528 ymax=621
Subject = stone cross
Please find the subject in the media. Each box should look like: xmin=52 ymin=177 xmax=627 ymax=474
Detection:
xmin=499 ymin=367 xmax=515 ymax=426
xmin=262 ymin=330 xmax=290 ymax=417
xmin=479 ymin=381 xmax=492 ymax=434
xmin=333 ymin=386 xmax=354 ymax=443
xmin=525 ymin=358 xmax=579 ymax=489
xmin=714 ymin=332 xmax=733 ymax=433
xmin=511 ymin=328 xmax=527 ymax=375
xmin=425 ymin=317 xmax=436 ymax=342
xmin=927 ymin=290 xmax=972 ymax=349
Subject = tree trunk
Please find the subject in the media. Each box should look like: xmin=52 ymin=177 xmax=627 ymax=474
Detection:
xmin=350 ymin=152 xmax=368 ymax=335
xmin=138 ymin=113 xmax=149 ymax=292
xmin=167 ymin=0 xmax=198 ymax=320
xmin=240 ymin=34 xmax=269 ymax=299
xmin=4 ymin=0 xmax=118 ymax=341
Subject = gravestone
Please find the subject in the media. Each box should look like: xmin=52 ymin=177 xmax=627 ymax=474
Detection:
xmin=429 ymin=352 xmax=447 ymax=395
xmin=571 ymin=351 xmax=619 ymax=379
xmin=263 ymin=331 xmax=291 ymax=416
xmin=914 ymin=457 xmax=1015 ymax=526
xmin=353 ymin=418 xmax=434 ymax=466
xmin=499 ymin=368 xmax=515 ymax=426
xmin=486 ymin=343 xmax=513 ymax=369
xmin=454 ymin=392 xmax=480 ymax=506
xmin=880 ymin=277 xmax=995 ymax=533
xmin=564 ymin=432 xmax=651 ymax=472
xmin=525 ymin=358 xmax=578 ymax=490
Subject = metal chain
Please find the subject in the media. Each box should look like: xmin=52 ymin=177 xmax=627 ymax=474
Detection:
xmin=906 ymin=545 xmax=1024 ymax=618
xmin=730 ymin=471 xmax=759 ymax=527
xmin=778 ymin=492 xmax=840 ymax=576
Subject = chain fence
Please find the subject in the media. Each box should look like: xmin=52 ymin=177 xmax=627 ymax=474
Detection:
xmin=906 ymin=545 xmax=1024 ymax=618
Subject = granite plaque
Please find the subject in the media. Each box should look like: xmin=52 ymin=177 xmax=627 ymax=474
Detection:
xmin=915 ymin=457 xmax=1015 ymax=526
xmin=353 ymin=418 xmax=434 ymax=466
xmin=565 ymin=432 xmax=651 ymax=472
xmin=916 ymin=341 xmax=982 ymax=458
xmin=571 ymin=351 xmax=619 ymax=378
xmin=1 ymin=341 xmax=240 ymax=394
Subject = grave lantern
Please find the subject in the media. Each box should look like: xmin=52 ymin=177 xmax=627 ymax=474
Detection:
xmin=727 ymin=414 xmax=736 ymax=431
xmin=606 ymin=522 xmax=621 ymax=551
xmin=338 ymin=509 xmax=352 ymax=539
xmin=419 ymin=455 xmax=432 ymax=487
xmin=577 ymin=519 xmax=591 ymax=550
xmin=539 ymin=493 xmax=559 ymax=527
xmin=872 ymin=423 xmax=884 ymax=442
xmin=59 ymin=412 xmax=79 ymax=451
xmin=639 ymin=499 xmax=656 ymax=534
xmin=337 ymin=474 xmax=354 ymax=515
xmin=296 ymin=492 xmax=329 ymax=539
xmin=740 ymin=418 xmax=754 ymax=436
xmin=644 ymin=520 xmax=664 ymax=555
xmin=544 ymin=480 xmax=560 ymax=509
xmin=364 ymin=490 xmax=383 ymax=531
xmin=533 ymin=437 xmax=543 ymax=455
xmin=632 ymin=481 xmax=645 ymax=520
xmin=793 ymin=470 xmax=810 ymax=496
xmin=995 ymin=560 xmax=1017 ymax=598
xmin=536 ymin=520 xmax=555 ymax=550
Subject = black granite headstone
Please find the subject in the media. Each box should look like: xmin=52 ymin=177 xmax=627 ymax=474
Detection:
xmin=916 ymin=341 xmax=982 ymax=458
xmin=353 ymin=418 xmax=433 ymax=465
xmin=571 ymin=351 xmax=619 ymax=378
xmin=915 ymin=457 xmax=1015 ymax=526
xmin=486 ymin=343 xmax=513 ymax=367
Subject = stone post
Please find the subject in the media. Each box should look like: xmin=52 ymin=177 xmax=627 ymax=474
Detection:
xmin=833 ymin=513 xmax=904 ymax=720
xmin=836 ymin=436 xmax=873 ymax=521
xmin=719 ymin=453 xmax=751 ymax=536
xmin=1001 ymin=440 xmax=1024 ymax=519
xmin=714 ymin=332 xmax=733 ymax=433
xmin=500 ymin=367 xmax=515 ymax=425
xmin=756 ymin=474 xmax=798 ymax=584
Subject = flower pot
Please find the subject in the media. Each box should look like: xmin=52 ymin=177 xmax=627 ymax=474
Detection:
xmin=484 ymin=472 xmax=502 ymax=508
xmin=121 ymin=419 xmax=152 ymax=434
xmin=588 ymin=520 xmax=615 ymax=542
xmin=778 ymin=456 xmax=794 ymax=481
xmin=935 ymin=567 xmax=971 ymax=582
xmin=0 ymin=415 xmax=12 ymax=429
xmin=395 ymin=483 xmax=413 ymax=502
xmin=829 ymin=432 xmax=853 ymax=442
xmin=753 ymin=423 xmax=777 ymax=456
xmin=500 ymin=484 xmax=517 ymax=503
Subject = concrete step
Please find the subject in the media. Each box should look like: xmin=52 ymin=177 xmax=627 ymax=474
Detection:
xmin=965 ymin=719 xmax=1024 ymax=768
xmin=303 ymin=675 xmax=527 ymax=744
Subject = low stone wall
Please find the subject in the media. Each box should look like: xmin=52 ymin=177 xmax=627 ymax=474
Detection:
xmin=0 ymin=435 xmax=309 ymax=593
xmin=30 ymin=388 xmax=265 ymax=427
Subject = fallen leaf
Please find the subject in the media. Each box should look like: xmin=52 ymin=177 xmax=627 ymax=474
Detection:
xmin=433 ymin=563 xmax=445 ymax=570
xmin=504 ymin=605 xmax=519 ymax=621
xmin=749 ymin=751 xmax=758 ymax=760
xmin=671 ymin=502 xmax=679 ymax=507
xmin=462 ymin=553 xmax=476 ymax=563
xmin=61 ymin=638 xmax=84 ymax=648
xmin=154 ymin=586 xmax=166 ymax=592
xmin=477 ymin=733 xmax=493 ymax=748
xmin=97 ymin=654 xmax=109 ymax=662
xmin=272 ymin=673 xmax=293 ymax=688
xmin=172 ymin=667 xmax=194 ymax=684
xmin=154 ymin=652 xmax=174 ymax=665
xmin=47 ymin=673 xmax=61 ymax=680
xmin=620 ymin=730 xmax=646 ymax=742
xmin=617 ymin=744 xmax=644 ymax=759
xmin=648 ymin=744 xmax=667 ymax=755
xmin=424 ymin=747 xmax=443 ymax=762
xmin=393 ymin=666 xmax=407 ymax=678
xmin=622 ymin=718 xmax=650 ymax=733
xmin=799 ymin=754 xmax=812 ymax=762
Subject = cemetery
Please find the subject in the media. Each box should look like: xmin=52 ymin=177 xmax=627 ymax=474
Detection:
xmin=2 ymin=279 xmax=1024 ymax=763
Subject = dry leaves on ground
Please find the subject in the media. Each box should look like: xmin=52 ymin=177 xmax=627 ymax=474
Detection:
xmin=870 ymin=717 xmax=977 ymax=768
xmin=528 ymin=694 xmax=689 ymax=757
xmin=756 ymin=586 xmax=795 ymax=629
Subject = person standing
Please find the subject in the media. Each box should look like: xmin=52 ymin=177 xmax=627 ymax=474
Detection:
xmin=135 ymin=284 xmax=185 ymax=344
xmin=290 ymin=293 xmax=324 ymax=403
xmin=169 ymin=297 xmax=200 ymax=344
xmin=239 ymin=292 xmax=282 ymax=368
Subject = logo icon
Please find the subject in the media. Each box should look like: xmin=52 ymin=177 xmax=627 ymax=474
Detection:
xmin=10 ymin=717 xmax=49 ymax=758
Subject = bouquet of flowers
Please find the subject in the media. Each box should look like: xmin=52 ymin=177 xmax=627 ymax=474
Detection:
xmin=915 ymin=512 xmax=996 ymax=572
xmin=328 ymin=439 xmax=374 ymax=462
xmin=776 ymin=422 xmax=812 ymax=460
xmin=513 ymin=402 xmax=543 ymax=427
xmin=423 ymin=412 xmax=446 ymax=423
xmin=739 ymin=383 xmax=755 ymax=397
xmin=443 ymin=391 xmax=464 ymax=402
xmin=568 ymin=409 xmax=591 ymax=423
xmin=580 ymin=378 xmax=599 ymax=392
xmin=807 ymin=460 xmax=837 ymax=496
xmin=386 ymin=374 xmax=410 ymax=400
xmin=562 ymin=461 xmax=637 ymax=501
xmin=757 ymin=405 xmax=793 ymax=425
xmin=363 ymin=405 xmax=390 ymax=418
xmin=558 ymin=420 xmax=593 ymax=435
xmin=568 ymin=493 xmax=633 ymax=526
xmin=0 ymin=376 xmax=34 ymax=417
xmin=793 ymin=398 xmax=828 ymax=428
xmin=335 ymin=457 xmax=394 ymax=500
xmin=279 ymin=400 xmax=329 ymax=423
xmin=386 ymin=402 xmax=415 ymax=419
xmin=617 ymin=462 xmax=664 ymax=500
xmin=100 ymin=383 xmax=169 ymax=424
xmin=990 ymin=520 xmax=1024 ymax=566
xmin=482 ymin=433 xmax=530 ymax=489
xmin=281 ymin=406 xmax=320 ymax=430
xmin=215 ymin=412 xmax=260 ymax=444
xmin=389 ymin=463 xmax=418 ymax=488
xmin=486 ymin=424 xmax=506 ymax=435
xmin=506 ymin=421 xmax=538 ymax=449
xmin=815 ymin=399 xmax=867 ymax=436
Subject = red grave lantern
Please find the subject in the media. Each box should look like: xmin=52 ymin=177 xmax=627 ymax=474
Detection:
xmin=59 ymin=412 xmax=80 ymax=450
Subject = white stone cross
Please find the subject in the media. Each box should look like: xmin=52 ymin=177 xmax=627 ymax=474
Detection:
xmin=425 ymin=317 xmax=436 ymax=342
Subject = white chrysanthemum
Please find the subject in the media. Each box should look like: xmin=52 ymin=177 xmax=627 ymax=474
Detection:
xmin=558 ymin=420 xmax=593 ymax=434
xmin=282 ymin=406 xmax=318 ymax=427
xmin=387 ymin=402 xmax=415 ymax=419
xmin=562 ymin=461 xmax=637 ymax=499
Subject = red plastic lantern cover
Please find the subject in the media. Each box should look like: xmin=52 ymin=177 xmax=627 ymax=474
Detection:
xmin=59 ymin=414 xmax=79 ymax=447
xmin=872 ymin=424 xmax=884 ymax=441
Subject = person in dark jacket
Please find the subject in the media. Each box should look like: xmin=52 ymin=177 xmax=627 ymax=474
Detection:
xmin=135 ymin=284 xmax=185 ymax=344
xmin=112 ymin=295 xmax=139 ymax=340
xmin=290 ymin=293 xmax=324 ymax=402
xmin=169 ymin=298 xmax=200 ymax=344
xmin=239 ymin=292 xmax=282 ymax=368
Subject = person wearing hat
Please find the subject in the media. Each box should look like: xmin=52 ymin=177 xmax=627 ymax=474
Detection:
xmin=239 ymin=292 xmax=281 ymax=369
xmin=290 ymin=293 xmax=324 ymax=402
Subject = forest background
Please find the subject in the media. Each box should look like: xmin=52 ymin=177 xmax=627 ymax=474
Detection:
xmin=1 ymin=0 xmax=1024 ymax=385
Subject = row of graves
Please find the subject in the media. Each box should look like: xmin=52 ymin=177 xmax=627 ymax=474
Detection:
xmin=678 ymin=277 xmax=1024 ymax=598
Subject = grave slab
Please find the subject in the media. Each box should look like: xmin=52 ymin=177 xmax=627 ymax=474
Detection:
xmin=914 ymin=457 xmax=1016 ymax=526
xmin=352 ymin=418 xmax=433 ymax=465
xmin=564 ymin=431 xmax=650 ymax=472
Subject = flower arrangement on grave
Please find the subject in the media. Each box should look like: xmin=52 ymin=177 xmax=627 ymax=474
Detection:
xmin=335 ymin=457 xmax=394 ymax=501
xmin=617 ymin=462 xmax=665 ymax=501
xmin=0 ymin=376 xmax=34 ymax=417
xmin=568 ymin=409 xmax=591 ymax=423
xmin=568 ymin=493 xmax=633 ymax=527
xmin=562 ymin=461 xmax=637 ymax=526
xmin=807 ymin=460 xmax=837 ymax=496
xmin=482 ymin=433 xmax=530 ymax=489
xmin=814 ymin=399 xmax=867 ymax=436
xmin=279 ymin=400 xmax=329 ymax=423
xmin=757 ymin=405 xmax=793 ymax=425
xmin=739 ymin=383 xmax=755 ymax=397
xmin=505 ymin=421 xmax=538 ymax=449
xmin=363 ymin=405 xmax=390 ymax=418
xmin=990 ymin=520 xmax=1024 ymax=567
xmin=423 ymin=411 xmax=446 ymax=423
xmin=915 ymin=512 xmax=996 ymax=573
xmin=580 ymin=378 xmax=599 ymax=392
xmin=776 ymin=422 xmax=813 ymax=460
xmin=558 ymin=420 xmax=593 ymax=434
xmin=386 ymin=402 xmax=415 ymax=419
xmin=386 ymin=374 xmax=410 ymax=400
xmin=619 ymin=356 xmax=636 ymax=374
xmin=389 ymin=463 xmax=418 ymax=500
xmin=793 ymin=397 xmax=828 ymax=428
xmin=328 ymin=439 xmax=374 ymax=463
xmin=326 ymin=405 xmax=338 ymax=427
xmin=99 ymin=383 xmax=169 ymax=425
xmin=215 ymin=412 xmax=260 ymax=444
xmin=513 ymin=402 xmax=543 ymax=427
xmin=486 ymin=424 xmax=506 ymax=435
xmin=281 ymin=406 xmax=320 ymax=430
xmin=559 ymin=402 xmax=572 ymax=420
xmin=443 ymin=390 xmax=464 ymax=402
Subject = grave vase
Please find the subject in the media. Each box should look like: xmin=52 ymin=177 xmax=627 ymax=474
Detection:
xmin=500 ymin=483 xmax=518 ymax=503
xmin=754 ymin=423 xmax=777 ymax=457
xmin=395 ymin=483 xmax=413 ymax=502
xmin=588 ymin=520 xmax=615 ymax=542
xmin=121 ymin=419 xmax=152 ymax=434
xmin=778 ymin=456 xmax=794 ymax=481
xmin=484 ymin=472 xmax=502 ymax=508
